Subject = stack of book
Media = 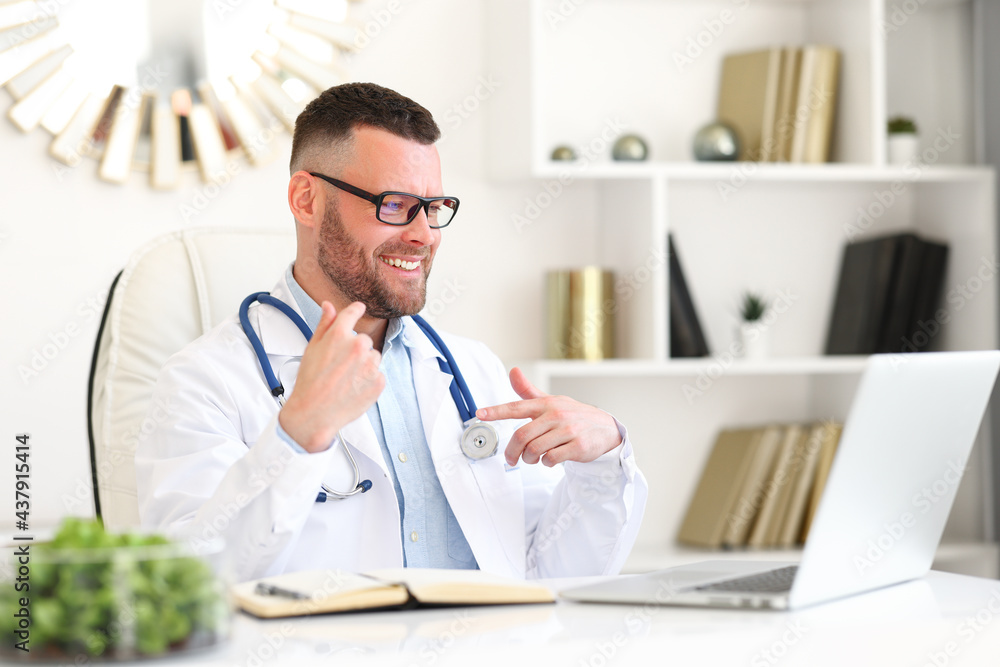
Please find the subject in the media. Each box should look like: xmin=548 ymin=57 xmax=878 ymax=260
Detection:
xmin=677 ymin=421 xmax=843 ymax=550
xmin=717 ymin=45 xmax=840 ymax=163
xmin=825 ymin=232 xmax=950 ymax=355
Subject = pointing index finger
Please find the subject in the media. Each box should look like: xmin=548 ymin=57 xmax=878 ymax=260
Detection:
xmin=477 ymin=399 xmax=544 ymax=422
xmin=330 ymin=301 xmax=366 ymax=335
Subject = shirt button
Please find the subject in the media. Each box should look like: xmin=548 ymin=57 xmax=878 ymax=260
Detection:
xmin=398 ymin=452 xmax=408 ymax=463
xmin=410 ymin=531 xmax=419 ymax=542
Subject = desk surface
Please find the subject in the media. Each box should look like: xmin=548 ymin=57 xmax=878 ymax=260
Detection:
xmin=158 ymin=571 xmax=1000 ymax=666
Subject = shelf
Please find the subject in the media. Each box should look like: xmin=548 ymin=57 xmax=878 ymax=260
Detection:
xmin=488 ymin=0 xmax=981 ymax=175
xmin=488 ymin=0 xmax=997 ymax=579
xmin=528 ymin=356 xmax=869 ymax=379
xmin=532 ymin=161 xmax=995 ymax=183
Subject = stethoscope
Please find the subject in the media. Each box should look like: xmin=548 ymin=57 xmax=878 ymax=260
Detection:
xmin=239 ymin=292 xmax=500 ymax=502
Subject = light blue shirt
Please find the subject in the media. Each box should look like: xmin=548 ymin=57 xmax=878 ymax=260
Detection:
xmin=275 ymin=265 xmax=478 ymax=569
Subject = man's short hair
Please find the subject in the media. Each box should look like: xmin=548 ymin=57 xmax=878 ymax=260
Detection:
xmin=289 ymin=82 xmax=441 ymax=174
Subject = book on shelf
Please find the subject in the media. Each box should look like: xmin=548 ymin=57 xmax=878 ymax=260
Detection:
xmin=789 ymin=45 xmax=841 ymax=163
xmin=668 ymin=234 xmax=710 ymax=358
xmin=676 ymin=425 xmax=782 ymax=548
xmin=825 ymin=232 xmax=950 ymax=355
xmin=715 ymin=44 xmax=838 ymax=163
xmin=233 ymin=568 xmax=555 ymax=619
xmin=904 ymin=238 xmax=950 ymax=352
xmin=722 ymin=425 xmax=784 ymax=548
xmin=875 ymin=233 xmax=926 ymax=353
xmin=825 ymin=234 xmax=900 ymax=354
xmin=677 ymin=427 xmax=766 ymax=548
xmin=717 ymin=47 xmax=783 ymax=161
xmin=746 ymin=424 xmax=805 ymax=548
xmin=777 ymin=421 xmax=837 ymax=548
xmin=800 ymin=422 xmax=843 ymax=543
xmin=773 ymin=46 xmax=803 ymax=162
xmin=678 ymin=420 xmax=844 ymax=551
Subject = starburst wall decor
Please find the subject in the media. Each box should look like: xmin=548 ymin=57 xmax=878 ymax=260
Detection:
xmin=0 ymin=0 xmax=361 ymax=188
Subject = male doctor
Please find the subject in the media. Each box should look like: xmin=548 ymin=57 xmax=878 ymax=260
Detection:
xmin=136 ymin=83 xmax=647 ymax=582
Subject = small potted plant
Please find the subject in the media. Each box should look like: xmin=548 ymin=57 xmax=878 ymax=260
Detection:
xmin=737 ymin=291 xmax=770 ymax=360
xmin=887 ymin=116 xmax=919 ymax=165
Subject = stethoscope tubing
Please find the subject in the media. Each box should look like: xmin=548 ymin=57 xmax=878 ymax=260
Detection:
xmin=240 ymin=292 xmax=368 ymax=501
xmin=239 ymin=292 xmax=312 ymax=398
xmin=239 ymin=293 xmax=495 ymax=500
xmin=411 ymin=314 xmax=479 ymax=423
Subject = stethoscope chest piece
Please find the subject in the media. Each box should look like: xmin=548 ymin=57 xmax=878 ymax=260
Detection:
xmin=461 ymin=419 xmax=499 ymax=460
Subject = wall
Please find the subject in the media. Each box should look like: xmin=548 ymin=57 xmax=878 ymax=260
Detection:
xmin=0 ymin=0 xmax=603 ymax=528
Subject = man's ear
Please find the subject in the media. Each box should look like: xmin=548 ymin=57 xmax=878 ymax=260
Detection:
xmin=288 ymin=171 xmax=325 ymax=229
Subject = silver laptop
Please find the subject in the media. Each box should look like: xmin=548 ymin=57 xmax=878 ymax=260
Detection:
xmin=562 ymin=351 xmax=1000 ymax=610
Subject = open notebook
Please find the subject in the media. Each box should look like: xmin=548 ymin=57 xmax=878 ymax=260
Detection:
xmin=233 ymin=568 xmax=554 ymax=618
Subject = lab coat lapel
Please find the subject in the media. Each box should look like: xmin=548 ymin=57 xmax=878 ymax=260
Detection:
xmin=405 ymin=319 xmax=522 ymax=576
xmin=338 ymin=417 xmax=389 ymax=478
xmin=255 ymin=276 xmax=311 ymax=357
xmin=405 ymin=319 xmax=455 ymax=461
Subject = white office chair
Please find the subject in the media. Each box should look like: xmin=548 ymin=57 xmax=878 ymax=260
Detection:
xmin=88 ymin=227 xmax=296 ymax=531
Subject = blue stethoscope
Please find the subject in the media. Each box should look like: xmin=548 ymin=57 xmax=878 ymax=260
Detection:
xmin=239 ymin=292 xmax=500 ymax=502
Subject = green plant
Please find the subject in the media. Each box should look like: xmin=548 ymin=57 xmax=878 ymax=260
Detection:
xmin=739 ymin=292 xmax=768 ymax=322
xmin=0 ymin=518 xmax=227 ymax=660
xmin=887 ymin=116 xmax=918 ymax=134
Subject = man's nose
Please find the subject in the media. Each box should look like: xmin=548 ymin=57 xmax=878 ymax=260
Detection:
xmin=402 ymin=206 xmax=436 ymax=244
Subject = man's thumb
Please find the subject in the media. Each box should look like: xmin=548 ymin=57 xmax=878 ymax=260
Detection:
xmin=510 ymin=366 xmax=546 ymax=400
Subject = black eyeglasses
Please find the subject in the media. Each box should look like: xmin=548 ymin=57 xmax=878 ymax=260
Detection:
xmin=309 ymin=172 xmax=460 ymax=229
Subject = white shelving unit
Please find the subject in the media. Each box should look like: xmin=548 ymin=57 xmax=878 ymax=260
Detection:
xmin=487 ymin=0 xmax=998 ymax=576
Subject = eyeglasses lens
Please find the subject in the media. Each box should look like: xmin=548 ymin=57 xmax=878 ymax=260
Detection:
xmin=378 ymin=195 xmax=457 ymax=228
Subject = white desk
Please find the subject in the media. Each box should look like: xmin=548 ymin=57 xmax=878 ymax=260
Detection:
xmin=170 ymin=570 xmax=1000 ymax=667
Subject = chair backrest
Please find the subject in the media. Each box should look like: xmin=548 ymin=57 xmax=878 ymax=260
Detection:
xmin=88 ymin=227 xmax=296 ymax=530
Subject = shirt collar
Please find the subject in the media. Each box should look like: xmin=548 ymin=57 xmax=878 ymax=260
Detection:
xmin=385 ymin=317 xmax=404 ymax=348
xmin=285 ymin=264 xmax=323 ymax=332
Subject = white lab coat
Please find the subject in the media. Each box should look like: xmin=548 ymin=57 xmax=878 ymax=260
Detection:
xmin=135 ymin=273 xmax=647 ymax=582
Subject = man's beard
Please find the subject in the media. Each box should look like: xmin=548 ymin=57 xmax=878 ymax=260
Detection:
xmin=317 ymin=203 xmax=432 ymax=319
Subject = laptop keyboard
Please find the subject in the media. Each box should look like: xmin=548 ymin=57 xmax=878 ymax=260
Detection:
xmin=693 ymin=565 xmax=799 ymax=594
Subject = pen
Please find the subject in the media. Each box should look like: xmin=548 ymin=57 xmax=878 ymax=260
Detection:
xmin=254 ymin=582 xmax=310 ymax=599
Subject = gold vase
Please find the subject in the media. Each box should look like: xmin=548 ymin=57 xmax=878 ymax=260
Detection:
xmin=546 ymin=267 xmax=615 ymax=360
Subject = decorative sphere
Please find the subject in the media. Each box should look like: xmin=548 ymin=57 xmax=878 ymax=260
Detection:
xmin=550 ymin=145 xmax=577 ymax=161
xmin=693 ymin=122 xmax=739 ymax=161
xmin=611 ymin=134 xmax=649 ymax=161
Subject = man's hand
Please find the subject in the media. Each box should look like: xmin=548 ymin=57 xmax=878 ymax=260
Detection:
xmin=476 ymin=367 xmax=621 ymax=467
xmin=278 ymin=301 xmax=385 ymax=453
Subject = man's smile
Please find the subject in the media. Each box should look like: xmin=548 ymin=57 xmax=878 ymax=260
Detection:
xmin=379 ymin=255 xmax=423 ymax=272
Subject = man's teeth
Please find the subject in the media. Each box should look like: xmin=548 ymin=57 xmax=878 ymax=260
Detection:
xmin=381 ymin=256 xmax=420 ymax=271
